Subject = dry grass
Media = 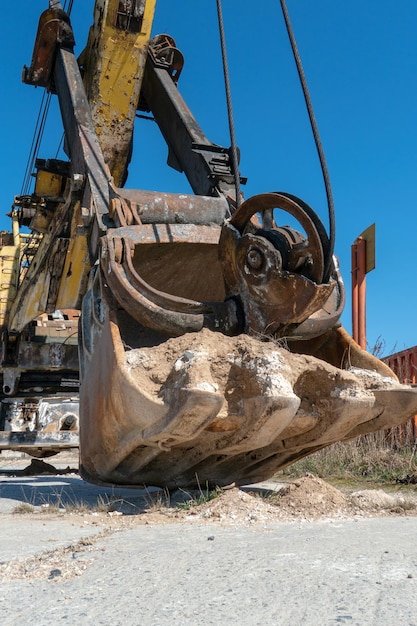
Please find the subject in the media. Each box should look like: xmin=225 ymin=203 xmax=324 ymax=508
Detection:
xmin=280 ymin=434 xmax=417 ymax=484
xmin=143 ymin=488 xmax=171 ymax=512
xmin=13 ymin=503 xmax=36 ymax=515
xmin=11 ymin=487 xmax=128 ymax=516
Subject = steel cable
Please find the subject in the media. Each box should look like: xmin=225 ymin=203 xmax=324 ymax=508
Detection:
xmin=279 ymin=0 xmax=335 ymax=283
xmin=21 ymin=91 xmax=52 ymax=196
xmin=21 ymin=0 xmax=74 ymax=197
xmin=216 ymin=0 xmax=241 ymax=209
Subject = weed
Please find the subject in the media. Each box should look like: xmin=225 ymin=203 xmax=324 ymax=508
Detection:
xmin=176 ymin=476 xmax=223 ymax=510
xmin=279 ymin=436 xmax=417 ymax=484
xmin=143 ymin=488 xmax=171 ymax=513
xmin=13 ymin=502 xmax=35 ymax=514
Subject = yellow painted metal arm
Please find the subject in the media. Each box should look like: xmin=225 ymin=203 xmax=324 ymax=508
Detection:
xmin=80 ymin=0 xmax=157 ymax=187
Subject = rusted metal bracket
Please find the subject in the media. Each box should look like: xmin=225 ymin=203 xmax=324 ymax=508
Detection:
xmin=22 ymin=5 xmax=75 ymax=89
xmin=147 ymin=34 xmax=184 ymax=83
xmin=116 ymin=0 xmax=147 ymax=33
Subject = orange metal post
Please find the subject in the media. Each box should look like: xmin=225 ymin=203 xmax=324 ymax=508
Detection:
xmin=357 ymin=237 xmax=367 ymax=349
xmin=351 ymin=242 xmax=359 ymax=343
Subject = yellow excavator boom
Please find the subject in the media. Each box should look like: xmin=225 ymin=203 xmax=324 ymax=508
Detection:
xmin=80 ymin=0 xmax=157 ymax=186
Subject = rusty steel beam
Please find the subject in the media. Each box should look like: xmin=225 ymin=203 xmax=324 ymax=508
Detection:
xmin=54 ymin=46 xmax=110 ymax=246
xmin=141 ymin=37 xmax=245 ymax=202
xmin=116 ymin=188 xmax=230 ymax=225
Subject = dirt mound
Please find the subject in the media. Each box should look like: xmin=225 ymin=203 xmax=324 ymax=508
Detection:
xmin=179 ymin=475 xmax=350 ymax=524
xmin=167 ymin=475 xmax=417 ymax=525
xmin=271 ymin=474 xmax=349 ymax=518
xmin=349 ymin=489 xmax=414 ymax=511
xmin=186 ymin=488 xmax=277 ymax=524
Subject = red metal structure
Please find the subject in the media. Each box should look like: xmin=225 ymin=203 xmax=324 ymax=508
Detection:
xmin=383 ymin=347 xmax=417 ymax=442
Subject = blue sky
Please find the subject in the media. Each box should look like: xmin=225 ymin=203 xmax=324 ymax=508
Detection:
xmin=1 ymin=1 xmax=416 ymax=357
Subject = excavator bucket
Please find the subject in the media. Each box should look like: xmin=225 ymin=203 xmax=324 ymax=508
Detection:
xmin=78 ymin=194 xmax=417 ymax=488
xmin=79 ymin=317 xmax=417 ymax=488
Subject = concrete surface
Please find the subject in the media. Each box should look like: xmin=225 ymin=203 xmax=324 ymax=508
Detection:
xmin=1 ymin=517 xmax=417 ymax=625
xmin=1 ymin=453 xmax=417 ymax=625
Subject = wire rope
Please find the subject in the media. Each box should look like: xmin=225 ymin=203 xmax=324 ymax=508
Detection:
xmin=216 ymin=0 xmax=241 ymax=209
xmin=279 ymin=0 xmax=335 ymax=282
xmin=20 ymin=0 xmax=75 ymax=198
xmin=20 ymin=91 xmax=52 ymax=196
xmin=55 ymin=133 xmax=65 ymax=159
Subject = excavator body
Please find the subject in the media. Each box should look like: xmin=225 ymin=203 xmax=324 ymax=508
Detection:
xmin=1 ymin=1 xmax=417 ymax=488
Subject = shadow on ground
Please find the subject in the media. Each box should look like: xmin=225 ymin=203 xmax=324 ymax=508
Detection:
xmin=0 ymin=466 xmax=163 ymax=514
